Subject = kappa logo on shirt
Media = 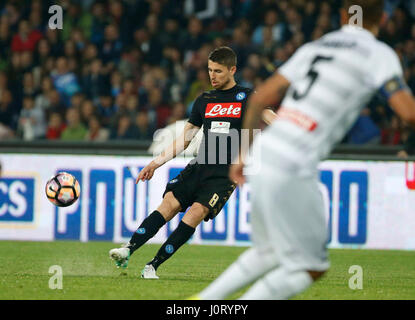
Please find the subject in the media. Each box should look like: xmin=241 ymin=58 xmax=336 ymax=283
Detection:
xmin=205 ymin=103 xmax=242 ymax=118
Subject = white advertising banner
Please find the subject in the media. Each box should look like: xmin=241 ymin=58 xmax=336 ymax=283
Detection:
xmin=1 ymin=154 xmax=415 ymax=250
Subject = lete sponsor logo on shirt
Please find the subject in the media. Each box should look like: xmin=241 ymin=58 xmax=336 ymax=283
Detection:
xmin=205 ymin=103 xmax=242 ymax=118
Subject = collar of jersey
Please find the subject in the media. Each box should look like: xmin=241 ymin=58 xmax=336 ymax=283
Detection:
xmin=341 ymin=24 xmax=375 ymax=39
xmin=214 ymin=84 xmax=238 ymax=93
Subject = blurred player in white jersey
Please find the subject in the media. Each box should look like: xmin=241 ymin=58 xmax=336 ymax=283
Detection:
xmin=194 ymin=0 xmax=415 ymax=300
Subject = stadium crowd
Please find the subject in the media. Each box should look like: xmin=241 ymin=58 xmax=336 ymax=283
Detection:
xmin=0 ymin=0 xmax=415 ymax=151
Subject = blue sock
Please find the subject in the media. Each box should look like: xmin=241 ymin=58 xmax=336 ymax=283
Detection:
xmin=127 ymin=211 xmax=166 ymax=255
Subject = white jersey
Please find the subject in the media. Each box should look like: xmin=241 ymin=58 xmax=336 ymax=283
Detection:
xmin=262 ymin=25 xmax=404 ymax=175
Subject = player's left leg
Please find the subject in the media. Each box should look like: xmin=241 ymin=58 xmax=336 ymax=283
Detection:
xmin=196 ymin=245 xmax=279 ymax=300
xmin=197 ymin=186 xmax=278 ymax=300
xmin=239 ymin=172 xmax=330 ymax=300
xmin=238 ymin=268 xmax=326 ymax=300
xmin=142 ymin=202 xmax=209 ymax=278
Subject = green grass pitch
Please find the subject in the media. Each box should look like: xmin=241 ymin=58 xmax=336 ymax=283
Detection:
xmin=1 ymin=241 xmax=414 ymax=300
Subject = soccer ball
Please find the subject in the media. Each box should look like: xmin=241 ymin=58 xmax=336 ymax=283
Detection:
xmin=45 ymin=172 xmax=80 ymax=207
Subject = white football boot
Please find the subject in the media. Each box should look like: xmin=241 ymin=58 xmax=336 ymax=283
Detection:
xmin=109 ymin=246 xmax=130 ymax=269
xmin=141 ymin=264 xmax=159 ymax=279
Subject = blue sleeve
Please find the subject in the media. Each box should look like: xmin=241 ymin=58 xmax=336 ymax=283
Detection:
xmin=378 ymin=76 xmax=410 ymax=100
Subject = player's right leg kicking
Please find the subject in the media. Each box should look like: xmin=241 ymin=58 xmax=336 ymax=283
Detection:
xmin=109 ymin=192 xmax=181 ymax=269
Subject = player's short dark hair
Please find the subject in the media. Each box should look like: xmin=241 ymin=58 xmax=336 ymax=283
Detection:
xmin=208 ymin=46 xmax=237 ymax=69
xmin=343 ymin=0 xmax=384 ymax=27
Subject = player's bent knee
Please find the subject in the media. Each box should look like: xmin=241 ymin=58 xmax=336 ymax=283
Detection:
xmin=238 ymin=247 xmax=279 ymax=273
xmin=158 ymin=192 xmax=182 ymax=221
xmin=182 ymin=203 xmax=209 ymax=227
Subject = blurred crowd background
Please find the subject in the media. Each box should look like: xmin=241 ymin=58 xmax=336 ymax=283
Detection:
xmin=0 ymin=0 xmax=415 ymax=151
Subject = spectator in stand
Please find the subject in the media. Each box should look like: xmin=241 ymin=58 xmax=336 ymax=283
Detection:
xmin=166 ymin=102 xmax=186 ymax=125
xmin=28 ymin=5 xmax=43 ymax=33
xmin=161 ymin=45 xmax=187 ymax=102
xmin=118 ymin=47 xmax=142 ymax=79
xmin=256 ymin=26 xmax=279 ymax=59
xmin=100 ymin=23 xmax=123 ymax=67
xmin=252 ymin=9 xmax=285 ymax=46
xmin=64 ymin=40 xmax=81 ymax=68
xmin=135 ymin=110 xmax=155 ymax=140
xmin=82 ymin=58 xmax=110 ymax=104
xmin=108 ymin=0 xmax=132 ymax=47
xmin=70 ymin=93 xmax=85 ymax=112
xmin=34 ymin=38 xmax=51 ymax=69
xmin=238 ymin=66 xmax=256 ymax=89
xmin=114 ymin=92 xmax=127 ymax=112
xmin=19 ymin=51 xmax=35 ymax=77
xmin=82 ymin=43 xmax=99 ymax=67
xmin=22 ymin=72 xmax=38 ymax=98
xmin=0 ymin=90 xmax=17 ymax=138
xmin=17 ymin=96 xmax=45 ymax=140
xmin=302 ymin=1 xmax=318 ymax=41
xmin=1 ymin=3 xmax=20 ymax=32
xmin=46 ymin=89 xmax=65 ymax=117
xmin=245 ymin=53 xmax=272 ymax=81
xmin=185 ymin=68 xmax=211 ymax=106
xmin=285 ymin=5 xmax=304 ymax=39
xmin=46 ymin=112 xmax=66 ymax=140
xmin=51 ymin=56 xmax=81 ymax=107
xmin=85 ymin=114 xmax=109 ymax=141
xmin=110 ymin=70 xmax=122 ymax=98
xmin=229 ymin=26 xmax=254 ymax=70
xmin=97 ymin=94 xmax=117 ymax=127
xmin=381 ymin=115 xmax=403 ymax=145
xmin=44 ymin=28 xmax=63 ymax=57
xmin=70 ymin=27 xmax=87 ymax=52
xmin=110 ymin=113 xmax=139 ymax=140
xmin=159 ymin=18 xmax=182 ymax=47
xmin=0 ymin=15 xmax=12 ymax=62
xmin=62 ymin=2 xmax=92 ymax=43
xmin=90 ymin=1 xmax=110 ymax=45
xmin=80 ymin=99 xmax=96 ymax=126
xmin=181 ymin=17 xmax=207 ymax=58
xmin=145 ymin=13 xmax=161 ymax=41
xmin=125 ymin=95 xmax=139 ymax=118
xmin=11 ymin=20 xmax=42 ymax=53
xmin=346 ymin=108 xmax=381 ymax=145
xmin=61 ymin=108 xmax=87 ymax=141
xmin=132 ymin=27 xmax=163 ymax=66
xmin=0 ymin=71 xmax=8 ymax=101
xmin=145 ymin=87 xmax=171 ymax=129
xmin=138 ymin=73 xmax=156 ymax=106
xmin=121 ymin=78 xmax=137 ymax=100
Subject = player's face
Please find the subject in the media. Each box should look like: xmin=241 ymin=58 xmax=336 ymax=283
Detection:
xmin=208 ymin=60 xmax=236 ymax=90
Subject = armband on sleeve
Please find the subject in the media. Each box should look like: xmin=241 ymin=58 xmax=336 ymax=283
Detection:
xmin=379 ymin=76 xmax=410 ymax=100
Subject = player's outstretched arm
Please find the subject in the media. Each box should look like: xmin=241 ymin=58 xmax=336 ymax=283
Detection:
xmin=136 ymin=122 xmax=200 ymax=183
xmin=388 ymin=89 xmax=415 ymax=127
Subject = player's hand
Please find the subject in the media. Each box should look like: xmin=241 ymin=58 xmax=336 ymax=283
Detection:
xmin=229 ymin=160 xmax=245 ymax=185
xmin=136 ymin=161 xmax=159 ymax=183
